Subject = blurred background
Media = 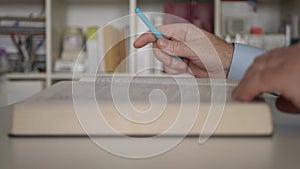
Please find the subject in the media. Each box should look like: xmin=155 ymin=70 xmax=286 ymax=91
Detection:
xmin=0 ymin=0 xmax=299 ymax=106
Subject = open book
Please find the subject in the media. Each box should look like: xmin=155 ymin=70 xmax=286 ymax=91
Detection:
xmin=10 ymin=76 xmax=273 ymax=137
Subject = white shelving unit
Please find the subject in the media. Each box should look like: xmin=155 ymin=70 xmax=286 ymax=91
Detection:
xmin=46 ymin=0 xmax=170 ymax=87
xmin=2 ymin=0 xmax=215 ymax=88
xmin=2 ymin=0 xmax=139 ymax=88
xmin=4 ymin=73 xmax=47 ymax=80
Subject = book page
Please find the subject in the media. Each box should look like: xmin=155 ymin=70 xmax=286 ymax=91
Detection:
xmin=23 ymin=76 xmax=238 ymax=104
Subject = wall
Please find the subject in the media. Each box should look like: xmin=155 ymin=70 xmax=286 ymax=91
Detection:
xmin=221 ymin=1 xmax=281 ymax=35
xmin=0 ymin=2 xmax=44 ymax=17
xmin=65 ymin=1 xmax=162 ymax=32
xmin=256 ymin=1 xmax=282 ymax=33
xmin=281 ymin=0 xmax=300 ymax=19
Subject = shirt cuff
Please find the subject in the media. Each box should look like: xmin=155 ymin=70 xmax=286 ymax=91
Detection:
xmin=228 ymin=43 xmax=267 ymax=80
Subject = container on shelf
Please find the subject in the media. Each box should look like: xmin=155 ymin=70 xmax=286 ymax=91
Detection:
xmin=62 ymin=26 xmax=84 ymax=51
xmin=0 ymin=48 xmax=10 ymax=74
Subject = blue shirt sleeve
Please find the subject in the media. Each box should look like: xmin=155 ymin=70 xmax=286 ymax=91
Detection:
xmin=228 ymin=43 xmax=267 ymax=80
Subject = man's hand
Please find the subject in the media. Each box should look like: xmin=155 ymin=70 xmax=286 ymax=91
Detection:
xmin=232 ymin=44 xmax=300 ymax=113
xmin=134 ymin=23 xmax=234 ymax=78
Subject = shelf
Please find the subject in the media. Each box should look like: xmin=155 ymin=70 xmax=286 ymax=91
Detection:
xmin=50 ymin=73 xmax=80 ymax=80
xmin=50 ymin=72 xmax=129 ymax=80
xmin=50 ymin=72 xmax=193 ymax=80
xmin=0 ymin=0 xmax=44 ymax=3
xmin=0 ymin=27 xmax=45 ymax=35
xmin=63 ymin=0 xmax=201 ymax=3
xmin=64 ymin=0 xmax=128 ymax=3
xmin=4 ymin=73 xmax=47 ymax=80
xmin=51 ymin=73 xmax=100 ymax=80
xmin=0 ymin=16 xmax=45 ymax=22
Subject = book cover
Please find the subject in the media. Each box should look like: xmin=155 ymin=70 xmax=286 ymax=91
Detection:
xmin=10 ymin=76 xmax=273 ymax=137
xmin=163 ymin=2 xmax=214 ymax=33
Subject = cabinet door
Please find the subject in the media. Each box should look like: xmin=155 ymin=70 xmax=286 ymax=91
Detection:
xmin=4 ymin=81 xmax=44 ymax=106
xmin=0 ymin=79 xmax=8 ymax=107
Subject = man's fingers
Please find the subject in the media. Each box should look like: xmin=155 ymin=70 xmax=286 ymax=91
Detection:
xmin=164 ymin=57 xmax=187 ymax=71
xmin=232 ymin=78 xmax=262 ymax=101
xmin=133 ymin=32 xmax=156 ymax=48
xmin=164 ymin=65 xmax=186 ymax=75
xmin=232 ymin=68 xmax=266 ymax=101
xmin=157 ymin=38 xmax=196 ymax=59
xmin=153 ymin=44 xmax=187 ymax=71
xmin=276 ymin=97 xmax=300 ymax=114
xmin=135 ymin=33 xmax=196 ymax=60
xmin=134 ymin=24 xmax=186 ymax=49
xmin=232 ymin=57 xmax=276 ymax=101
xmin=153 ymin=44 xmax=172 ymax=65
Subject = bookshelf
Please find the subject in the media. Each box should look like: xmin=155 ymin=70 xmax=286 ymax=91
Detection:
xmin=46 ymin=0 xmax=173 ymax=86
xmin=1 ymin=0 xmax=135 ymax=88
xmin=2 ymin=0 xmax=217 ymax=89
xmin=49 ymin=0 xmax=145 ymax=87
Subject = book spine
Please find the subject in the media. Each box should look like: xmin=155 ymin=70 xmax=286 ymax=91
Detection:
xmin=97 ymin=28 xmax=105 ymax=72
xmin=86 ymin=27 xmax=99 ymax=73
xmin=116 ymin=28 xmax=127 ymax=73
xmin=191 ymin=2 xmax=214 ymax=33
xmin=163 ymin=2 xmax=214 ymax=33
xmin=163 ymin=2 xmax=191 ymax=24
xmin=103 ymin=25 xmax=116 ymax=73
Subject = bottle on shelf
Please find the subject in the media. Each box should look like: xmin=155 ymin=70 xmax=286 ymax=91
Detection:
xmin=0 ymin=48 xmax=10 ymax=74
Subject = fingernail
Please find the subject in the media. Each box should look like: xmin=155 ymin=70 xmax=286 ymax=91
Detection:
xmin=158 ymin=39 xmax=168 ymax=48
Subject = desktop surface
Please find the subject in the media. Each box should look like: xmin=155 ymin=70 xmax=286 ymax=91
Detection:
xmin=1 ymin=98 xmax=300 ymax=169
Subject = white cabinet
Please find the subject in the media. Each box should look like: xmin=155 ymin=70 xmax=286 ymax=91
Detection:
xmin=0 ymin=79 xmax=44 ymax=106
xmin=1 ymin=0 xmax=141 ymax=88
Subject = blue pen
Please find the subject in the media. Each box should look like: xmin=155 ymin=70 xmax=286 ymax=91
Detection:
xmin=135 ymin=8 xmax=183 ymax=61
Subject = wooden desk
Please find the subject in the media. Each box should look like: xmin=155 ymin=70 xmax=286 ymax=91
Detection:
xmin=1 ymin=98 xmax=300 ymax=169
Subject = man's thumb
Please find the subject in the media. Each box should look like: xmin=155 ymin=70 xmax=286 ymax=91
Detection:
xmin=157 ymin=38 xmax=194 ymax=58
